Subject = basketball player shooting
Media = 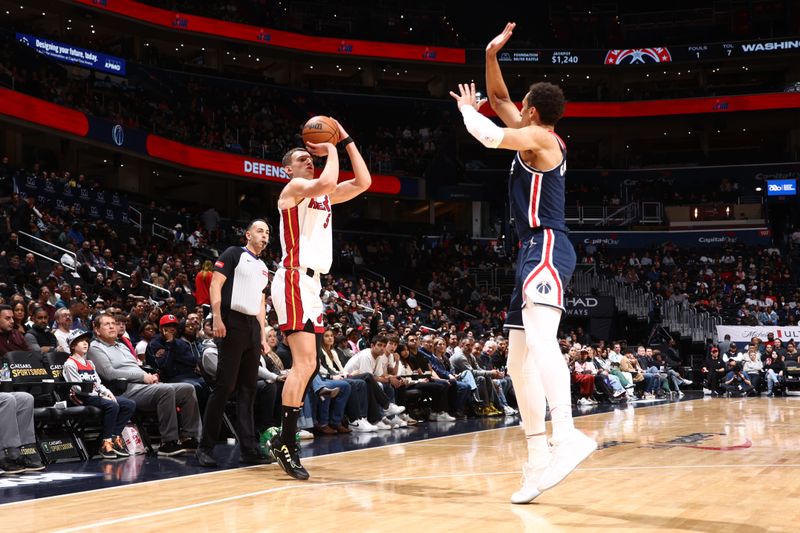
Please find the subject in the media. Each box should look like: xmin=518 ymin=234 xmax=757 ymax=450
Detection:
xmin=269 ymin=119 xmax=371 ymax=480
xmin=450 ymin=22 xmax=597 ymax=503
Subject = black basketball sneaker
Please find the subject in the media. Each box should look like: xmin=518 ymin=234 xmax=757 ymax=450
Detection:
xmin=269 ymin=435 xmax=309 ymax=480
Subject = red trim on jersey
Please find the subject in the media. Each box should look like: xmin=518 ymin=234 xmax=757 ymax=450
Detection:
xmin=282 ymin=269 xmax=305 ymax=330
xmin=529 ymin=171 xmax=543 ymax=228
xmin=522 ymin=229 xmax=563 ymax=306
xmin=281 ymin=206 xmax=301 ymax=269
xmin=68 ymin=355 xmax=94 ymax=372
xmin=550 ymin=131 xmax=567 ymax=151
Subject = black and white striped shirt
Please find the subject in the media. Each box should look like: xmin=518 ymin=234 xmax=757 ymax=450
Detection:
xmin=214 ymin=247 xmax=269 ymax=316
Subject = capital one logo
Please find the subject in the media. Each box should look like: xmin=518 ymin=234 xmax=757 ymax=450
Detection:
xmin=112 ymin=124 xmax=124 ymax=146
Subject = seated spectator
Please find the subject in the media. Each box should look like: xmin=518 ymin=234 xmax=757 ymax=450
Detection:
xmin=0 ymin=304 xmax=30 ymax=356
xmin=468 ymin=340 xmax=516 ymax=415
xmin=742 ymin=348 xmax=763 ymax=393
xmin=63 ymin=330 xmax=135 ymax=459
xmin=419 ymin=335 xmax=471 ymax=419
xmin=701 ymin=347 xmax=726 ymax=396
xmin=53 ymin=308 xmax=73 ymax=353
xmin=115 ymin=312 xmax=138 ymax=361
xmin=401 ymin=333 xmax=453 ymax=422
xmin=451 ymin=339 xmax=505 ymax=416
xmin=722 ymin=343 xmax=744 ymax=363
xmin=573 ymin=349 xmax=598 ymax=405
xmin=319 ymin=328 xmax=376 ymax=431
xmin=23 ymin=307 xmax=58 ymax=353
xmin=135 ymin=322 xmax=158 ymax=363
xmin=344 ymin=334 xmax=405 ymax=429
xmin=11 ymin=301 xmax=28 ymax=335
xmin=0 ymin=390 xmax=45 ymax=475
xmin=764 ymin=352 xmax=785 ymax=397
xmin=723 ymin=361 xmax=753 ymax=397
xmin=148 ymin=314 xmax=206 ymax=400
xmin=88 ymin=313 xmax=201 ymax=456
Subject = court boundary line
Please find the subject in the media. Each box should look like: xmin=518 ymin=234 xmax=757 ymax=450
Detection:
xmin=0 ymin=396 xmax=702 ymax=509
xmin=52 ymin=462 xmax=800 ymax=532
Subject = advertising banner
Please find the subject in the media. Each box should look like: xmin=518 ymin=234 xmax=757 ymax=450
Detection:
xmin=72 ymin=0 xmax=464 ymax=64
xmin=571 ymin=228 xmax=771 ymax=249
xmin=564 ymin=296 xmax=615 ymax=317
xmin=16 ymin=32 xmax=126 ymax=75
xmin=716 ymin=325 xmax=800 ymax=343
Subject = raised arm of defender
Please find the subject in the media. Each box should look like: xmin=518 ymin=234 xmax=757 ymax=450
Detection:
xmin=450 ymin=82 xmax=555 ymax=154
xmin=485 ymin=22 xmax=523 ymax=129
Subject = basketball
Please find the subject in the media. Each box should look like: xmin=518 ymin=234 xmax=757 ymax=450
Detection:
xmin=302 ymin=116 xmax=340 ymax=145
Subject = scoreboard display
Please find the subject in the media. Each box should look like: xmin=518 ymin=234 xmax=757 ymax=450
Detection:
xmin=467 ymin=38 xmax=800 ymax=65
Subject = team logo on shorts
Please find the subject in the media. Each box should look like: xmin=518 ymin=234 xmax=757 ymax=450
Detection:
xmin=536 ymin=281 xmax=552 ymax=295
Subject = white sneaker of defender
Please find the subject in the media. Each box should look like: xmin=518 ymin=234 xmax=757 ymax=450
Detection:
xmin=537 ymin=429 xmax=597 ymax=492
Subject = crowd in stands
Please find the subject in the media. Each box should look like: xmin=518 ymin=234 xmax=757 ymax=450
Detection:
xmin=580 ymin=241 xmax=800 ymax=327
xmin=0 ymin=31 xmax=453 ymax=177
xmin=1 ymin=157 xmax=725 ymax=473
xmin=702 ymin=335 xmax=800 ymax=397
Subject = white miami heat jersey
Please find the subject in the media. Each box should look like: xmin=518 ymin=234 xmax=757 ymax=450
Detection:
xmin=279 ymin=195 xmax=333 ymax=273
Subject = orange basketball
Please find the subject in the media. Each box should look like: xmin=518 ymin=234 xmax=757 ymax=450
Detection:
xmin=302 ymin=116 xmax=340 ymax=145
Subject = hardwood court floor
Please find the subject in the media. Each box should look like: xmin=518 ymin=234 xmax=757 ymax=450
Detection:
xmin=3 ymin=397 xmax=800 ymax=532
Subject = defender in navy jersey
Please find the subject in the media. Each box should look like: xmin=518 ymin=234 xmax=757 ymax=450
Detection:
xmin=451 ymin=22 xmax=596 ymax=505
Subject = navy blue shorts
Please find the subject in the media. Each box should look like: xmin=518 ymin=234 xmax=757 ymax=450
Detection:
xmin=504 ymin=228 xmax=576 ymax=329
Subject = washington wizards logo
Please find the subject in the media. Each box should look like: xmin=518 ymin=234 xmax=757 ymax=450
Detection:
xmin=604 ymin=48 xmax=672 ymax=65
xmin=536 ymin=281 xmax=552 ymax=295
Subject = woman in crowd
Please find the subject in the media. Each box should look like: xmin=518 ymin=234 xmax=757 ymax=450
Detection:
xmin=573 ymin=348 xmax=598 ymax=405
xmin=194 ymin=260 xmax=213 ymax=307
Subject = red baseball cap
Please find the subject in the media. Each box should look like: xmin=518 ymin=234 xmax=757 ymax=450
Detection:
xmin=159 ymin=314 xmax=179 ymax=328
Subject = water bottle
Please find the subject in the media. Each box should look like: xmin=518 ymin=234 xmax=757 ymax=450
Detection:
xmin=0 ymin=362 xmax=11 ymax=382
xmin=258 ymin=426 xmax=279 ymax=455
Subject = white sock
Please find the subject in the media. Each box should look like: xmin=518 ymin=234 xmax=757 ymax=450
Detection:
xmin=507 ymin=329 xmax=546 ymax=437
xmin=526 ymin=434 xmax=550 ymax=468
xmin=522 ymin=304 xmax=575 ymax=442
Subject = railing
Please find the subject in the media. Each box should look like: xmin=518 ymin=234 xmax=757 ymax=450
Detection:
xmin=114 ymin=271 xmax=171 ymax=298
xmin=18 ymin=231 xmax=78 ymax=270
xmin=574 ymin=267 xmax=719 ymax=342
xmin=128 ymin=206 xmax=143 ymax=231
xmin=565 ymin=202 xmax=663 ymax=226
xmin=597 ymin=202 xmax=639 ymax=226
xmin=354 ymin=265 xmax=386 ymax=284
xmin=640 ymin=202 xmax=663 ymax=224
xmin=151 ymin=221 xmax=174 ymax=241
xmin=17 ymin=231 xmax=173 ymax=298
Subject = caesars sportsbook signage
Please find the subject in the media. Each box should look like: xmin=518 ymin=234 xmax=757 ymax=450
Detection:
xmin=716 ymin=326 xmax=800 ymax=343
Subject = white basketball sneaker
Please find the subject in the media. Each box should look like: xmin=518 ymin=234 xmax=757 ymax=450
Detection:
xmin=510 ymin=461 xmax=548 ymax=504
xmin=537 ymin=429 xmax=597 ymax=492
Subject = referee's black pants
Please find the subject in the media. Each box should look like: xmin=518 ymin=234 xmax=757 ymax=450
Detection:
xmin=201 ymin=310 xmax=261 ymax=453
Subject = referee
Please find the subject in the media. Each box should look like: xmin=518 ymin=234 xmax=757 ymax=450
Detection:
xmin=196 ymin=219 xmax=271 ymax=467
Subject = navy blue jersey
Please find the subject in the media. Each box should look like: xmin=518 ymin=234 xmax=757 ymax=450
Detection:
xmin=508 ymin=132 xmax=568 ymax=239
